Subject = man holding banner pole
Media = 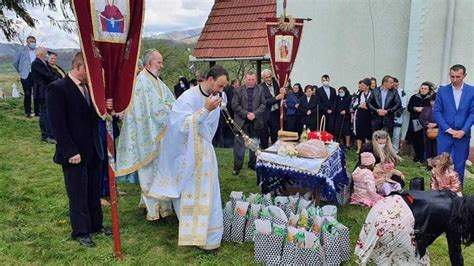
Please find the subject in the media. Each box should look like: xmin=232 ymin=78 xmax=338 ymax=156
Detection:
xmin=72 ymin=0 xmax=145 ymax=259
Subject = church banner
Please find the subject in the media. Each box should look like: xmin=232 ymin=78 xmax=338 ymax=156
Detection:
xmin=72 ymin=0 xmax=144 ymax=117
xmin=265 ymin=17 xmax=305 ymax=90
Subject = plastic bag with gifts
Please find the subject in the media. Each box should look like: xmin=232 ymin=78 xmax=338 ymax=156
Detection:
xmin=295 ymin=231 xmax=326 ymax=265
xmin=246 ymin=193 xmax=263 ymax=205
xmin=222 ymin=201 xmax=233 ymax=242
xmin=265 ymin=223 xmax=286 ymax=264
xmin=274 ymin=196 xmax=289 ymax=209
xmin=244 ymin=204 xmax=261 ymax=242
xmin=253 ymin=219 xmax=272 ymax=264
xmin=259 ymin=206 xmax=272 ymax=221
xmin=297 ymin=198 xmax=312 ymax=214
xmin=288 ymin=212 xmax=300 ymax=227
xmin=231 ymin=201 xmax=249 ymax=243
xmin=280 ymin=226 xmax=299 ymax=265
xmin=230 ymin=191 xmax=244 ymax=209
xmin=336 ymin=176 xmax=351 ymax=206
xmin=285 ymin=194 xmax=299 ymax=217
xmin=269 ymin=205 xmax=288 ymax=226
xmin=297 ymin=209 xmax=309 ymax=229
xmin=321 ymin=218 xmax=342 ymax=266
xmin=326 ymin=217 xmax=351 ymax=262
xmin=263 ymin=193 xmax=273 ymax=206
xmin=322 ymin=205 xmax=338 ymax=220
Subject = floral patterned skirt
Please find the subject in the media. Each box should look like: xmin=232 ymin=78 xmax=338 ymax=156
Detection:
xmin=354 ymin=195 xmax=430 ymax=265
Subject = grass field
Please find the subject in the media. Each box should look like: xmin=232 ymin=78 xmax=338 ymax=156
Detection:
xmin=0 ymin=62 xmax=20 ymax=97
xmin=0 ymin=97 xmax=472 ymax=265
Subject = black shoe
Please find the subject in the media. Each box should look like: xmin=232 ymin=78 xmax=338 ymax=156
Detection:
xmin=248 ymin=165 xmax=256 ymax=171
xmin=74 ymin=236 xmax=95 ymax=247
xmin=232 ymin=170 xmax=240 ymax=176
xmin=45 ymin=137 xmax=57 ymax=144
xmin=93 ymin=227 xmax=113 ymax=236
xmin=26 ymin=113 xmax=34 ymax=118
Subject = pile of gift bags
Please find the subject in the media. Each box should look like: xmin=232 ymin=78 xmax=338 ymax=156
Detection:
xmin=222 ymin=192 xmax=351 ymax=265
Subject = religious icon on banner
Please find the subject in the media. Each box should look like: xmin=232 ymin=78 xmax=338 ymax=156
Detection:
xmin=275 ymin=35 xmax=292 ymax=62
xmin=91 ymin=0 xmax=130 ymax=43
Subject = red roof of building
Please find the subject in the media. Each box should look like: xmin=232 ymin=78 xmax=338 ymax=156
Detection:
xmin=192 ymin=0 xmax=276 ymax=61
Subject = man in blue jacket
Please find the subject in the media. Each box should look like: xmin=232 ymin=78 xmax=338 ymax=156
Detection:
xmin=434 ymin=64 xmax=474 ymax=185
xmin=13 ymin=36 xmax=38 ymax=117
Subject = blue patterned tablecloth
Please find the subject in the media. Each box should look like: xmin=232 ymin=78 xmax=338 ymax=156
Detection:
xmin=256 ymin=142 xmax=349 ymax=204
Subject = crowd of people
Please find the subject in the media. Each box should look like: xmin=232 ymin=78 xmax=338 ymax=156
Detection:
xmin=11 ymin=36 xmax=474 ymax=263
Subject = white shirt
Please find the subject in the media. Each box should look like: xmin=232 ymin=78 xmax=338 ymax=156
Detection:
xmin=323 ymin=86 xmax=331 ymax=100
xmin=452 ymin=83 xmax=464 ymax=110
xmin=29 ymin=49 xmax=36 ymax=63
xmin=306 ymin=96 xmax=311 ymax=103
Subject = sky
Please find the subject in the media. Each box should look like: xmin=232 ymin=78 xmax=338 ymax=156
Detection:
xmin=1 ymin=0 xmax=214 ymax=48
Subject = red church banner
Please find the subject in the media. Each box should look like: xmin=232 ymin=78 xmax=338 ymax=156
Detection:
xmin=72 ymin=0 xmax=144 ymax=117
xmin=265 ymin=17 xmax=305 ymax=90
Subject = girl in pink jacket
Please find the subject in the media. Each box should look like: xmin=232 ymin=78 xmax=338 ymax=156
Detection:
xmin=351 ymin=152 xmax=383 ymax=207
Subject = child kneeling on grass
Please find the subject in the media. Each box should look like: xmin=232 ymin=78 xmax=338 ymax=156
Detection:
xmin=431 ymin=152 xmax=462 ymax=196
xmin=351 ymin=152 xmax=384 ymax=207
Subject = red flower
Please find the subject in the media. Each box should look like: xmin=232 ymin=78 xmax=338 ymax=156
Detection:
xmin=308 ymin=130 xmax=334 ymax=143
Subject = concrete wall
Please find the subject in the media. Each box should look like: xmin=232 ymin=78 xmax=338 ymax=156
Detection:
xmin=277 ymin=0 xmax=474 ymax=146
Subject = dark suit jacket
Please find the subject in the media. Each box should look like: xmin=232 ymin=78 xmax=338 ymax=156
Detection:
xmin=367 ymin=87 xmax=402 ymax=116
xmin=31 ymin=57 xmax=58 ymax=101
xmin=315 ymin=86 xmax=337 ymax=113
xmin=47 ymin=76 xmax=104 ymax=165
xmin=261 ymin=79 xmax=281 ymax=122
xmin=231 ymin=84 xmax=266 ymax=130
xmin=298 ymin=95 xmax=318 ymax=128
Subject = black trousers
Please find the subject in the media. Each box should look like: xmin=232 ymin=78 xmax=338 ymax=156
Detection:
xmin=320 ymin=112 xmax=336 ymax=135
xmin=234 ymin=121 xmax=258 ymax=170
xmin=20 ymin=74 xmax=39 ymax=115
xmin=371 ymin=115 xmax=395 ymax=135
xmin=424 ymin=136 xmax=437 ymax=160
xmin=62 ymin=154 xmax=103 ymax=238
xmin=411 ymin=130 xmax=425 ymax=160
xmin=39 ymin=100 xmax=53 ymax=140
xmin=260 ymin=110 xmax=280 ymax=149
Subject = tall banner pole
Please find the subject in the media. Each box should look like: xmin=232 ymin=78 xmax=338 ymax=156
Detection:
xmin=105 ymin=114 xmax=122 ymax=259
xmin=72 ymin=0 xmax=145 ymax=259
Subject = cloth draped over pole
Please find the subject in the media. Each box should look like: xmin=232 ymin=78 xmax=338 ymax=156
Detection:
xmin=265 ymin=0 xmax=306 ymax=130
xmin=72 ymin=0 xmax=145 ymax=260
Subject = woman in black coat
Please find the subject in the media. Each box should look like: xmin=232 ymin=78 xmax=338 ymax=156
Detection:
xmin=406 ymin=82 xmax=434 ymax=163
xmin=352 ymin=78 xmax=373 ymax=152
xmin=298 ymin=85 xmax=319 ymax=131
xmin=334 ymin=86 xmax=352 ymax=148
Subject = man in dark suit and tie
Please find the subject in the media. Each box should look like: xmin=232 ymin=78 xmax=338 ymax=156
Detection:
xmin=366 ymin=75 xmax=402 ymax=135
xmin=231 ymin=71 xmax=266 ymax=175
xmin=31 ymin=47 xmax=58 ymax=143
xmin=316 ymin=74 xmax=337 ymax=134
xmin=47 ymin=52 xmax=109 ymax=247
xmin=260 ymin=69 xmax=284 ymax=149
xmin=434 ymin=64 xmax=474 ymax=185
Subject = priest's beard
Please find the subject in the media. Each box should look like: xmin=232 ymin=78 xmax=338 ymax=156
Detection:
xmin=151 ymin=67 xmax=160 ymax=77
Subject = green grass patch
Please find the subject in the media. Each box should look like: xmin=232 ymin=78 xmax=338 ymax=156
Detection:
xmin=0 ymin=98 xmax=472 ymax=265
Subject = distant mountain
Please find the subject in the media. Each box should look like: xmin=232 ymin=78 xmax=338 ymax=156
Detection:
xmin=149 ymin=28 xmax=202 ymax=43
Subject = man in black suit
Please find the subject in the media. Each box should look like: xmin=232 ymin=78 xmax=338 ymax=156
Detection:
xmin=366 ymin=75 xmax=402 ymax=135
xmin=231 ymin=71 xmax=266 ymax=175
xmin=316 ymin=74 xmax=337 ymax=134
xmin=260 ymin=69 xmax=284 ymax=149
xmin=47 ymin=52 xmax=109 ymax=247
xmin=31 ymin=47 xmax=58 ymax=143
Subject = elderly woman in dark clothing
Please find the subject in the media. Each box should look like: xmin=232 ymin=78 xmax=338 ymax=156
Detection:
xmin=298 ymin=85 xmax=319 ymax=131
xmin=334 ymin=86 xmax=352 ymax=148
xmin=173 ymin=76 xmax=190 ymax=98
xmin=355 ymin=190 xmax=474 ymax=266
xmin=419 ymin=93 xmax=438 ymax=168
xmin=406 ymin=81 xmax=434 ymax=163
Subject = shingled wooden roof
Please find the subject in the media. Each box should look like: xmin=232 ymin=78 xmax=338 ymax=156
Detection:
xmin=192 ymin=0 xmax=276 ymax=61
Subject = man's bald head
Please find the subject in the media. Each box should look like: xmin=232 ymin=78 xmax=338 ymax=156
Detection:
xmin=35 ymin=47 xmax=47 ymax=58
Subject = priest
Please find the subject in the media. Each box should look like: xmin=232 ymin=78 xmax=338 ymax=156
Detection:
xmin=115 ymin=49 xmax=175 ymax=220
xmin=149 ymin=66 xmax=229 ymax=251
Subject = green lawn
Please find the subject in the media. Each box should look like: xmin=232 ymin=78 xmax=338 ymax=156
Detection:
xmin=0 ymin=98 xmax=472 ymax=265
